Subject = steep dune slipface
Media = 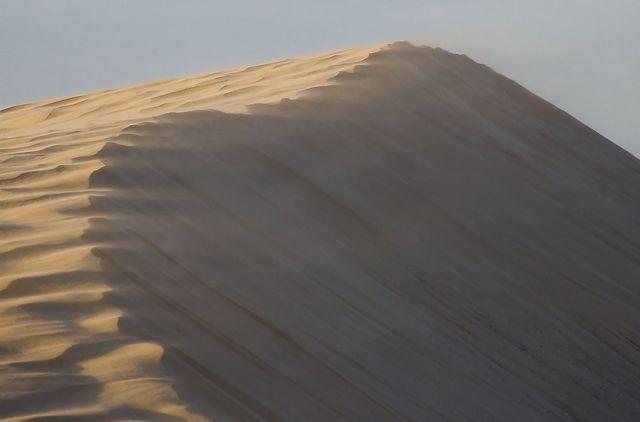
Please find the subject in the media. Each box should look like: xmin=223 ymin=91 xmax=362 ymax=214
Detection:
xmin=2 ymin=42 xmax=640 ymax=420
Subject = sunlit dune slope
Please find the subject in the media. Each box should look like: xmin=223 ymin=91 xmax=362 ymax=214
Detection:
xmin=1 ymin=41 xmax=640 ymax=421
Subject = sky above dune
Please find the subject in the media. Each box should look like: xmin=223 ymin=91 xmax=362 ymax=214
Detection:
xmin=1 ymin=0 xmax=638 ymax=154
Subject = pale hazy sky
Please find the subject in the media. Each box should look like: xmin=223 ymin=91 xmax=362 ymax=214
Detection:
xmin=1 ymin=1 xmax=638 ymax=154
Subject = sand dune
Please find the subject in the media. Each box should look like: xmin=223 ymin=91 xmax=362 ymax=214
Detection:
xmin=1 ymin=42 xmax=640 ymax=421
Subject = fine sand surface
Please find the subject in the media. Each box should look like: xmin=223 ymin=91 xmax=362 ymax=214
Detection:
xmin=1 ymin=42 xmax=640 ymax=421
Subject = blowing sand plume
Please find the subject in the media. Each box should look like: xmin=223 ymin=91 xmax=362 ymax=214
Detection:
xmin=1 ymin=41 xmax=640 ymax=421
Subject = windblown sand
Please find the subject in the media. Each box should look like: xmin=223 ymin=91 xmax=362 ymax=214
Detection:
xmin=1 ymin=42 xmax=640 ymax=421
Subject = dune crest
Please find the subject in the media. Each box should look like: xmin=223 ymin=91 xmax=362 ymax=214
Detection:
xmin=2 ymin=42 xmax=640 ymax=420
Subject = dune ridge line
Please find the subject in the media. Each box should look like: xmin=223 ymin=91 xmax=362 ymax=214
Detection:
xmin=1 ymin=41 xmax=640 ymax=421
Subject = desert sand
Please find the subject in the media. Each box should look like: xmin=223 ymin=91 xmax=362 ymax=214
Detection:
xmin=1 ymin=41 xmax=640 ymax=421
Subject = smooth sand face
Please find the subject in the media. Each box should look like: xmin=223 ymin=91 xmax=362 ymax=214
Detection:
xmin=2 ymin=42 xmax=640 ymax=421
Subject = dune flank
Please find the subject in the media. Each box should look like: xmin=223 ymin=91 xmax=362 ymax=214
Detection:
xmin=1 ymin=42 xmax=640 ymax=421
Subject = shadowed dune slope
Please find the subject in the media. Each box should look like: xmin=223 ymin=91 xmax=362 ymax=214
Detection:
xmin=2 ymin=42 xmax=640 ymax=421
